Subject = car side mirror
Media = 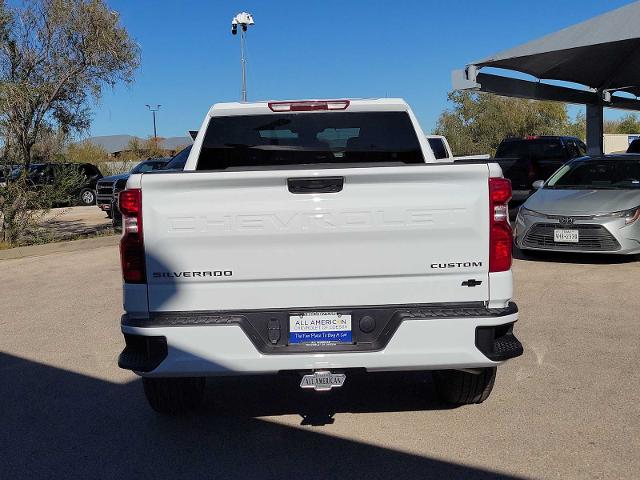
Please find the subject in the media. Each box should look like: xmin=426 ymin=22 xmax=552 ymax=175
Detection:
xmin=532 ymin=180 xmax=545 ymax=189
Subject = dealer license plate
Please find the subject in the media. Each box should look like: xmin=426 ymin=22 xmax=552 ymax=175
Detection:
xmin=554 ymin=229 xmax=579 ymax=243
xmin=289 ymin=312 xmax=352 ymax=345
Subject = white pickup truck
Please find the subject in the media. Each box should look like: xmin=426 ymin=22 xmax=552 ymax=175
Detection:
xmin=117 ymin=98 xmax=522 ymax=413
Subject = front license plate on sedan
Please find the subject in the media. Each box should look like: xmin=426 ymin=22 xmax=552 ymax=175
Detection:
xmin=554 ymin=229 xmax=579 ymax=243
xmin=289 ymin=312 xmax=352 ymax=345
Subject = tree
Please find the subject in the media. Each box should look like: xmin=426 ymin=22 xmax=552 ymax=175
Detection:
xmin=120 ymin=136 xmax=170 ymax=161
xmin=140 ymin=136 xmax=168 ymax=159
xmin=65 ymin=141 xmax=109 ymax=164
xmin=30 ymin=127 xmax=67 ymax=162
xmin=434 ymin=91 xmax=585 ymax=156
xmin=0 ymin=0 xmax=139 ymax=166
xmin=613 ymin=114 xmax=640 ymax=134
xmin=564 ymin=111 xmax=586 ymax=139
xmin=0 ymin=162 xmax=87 ymax=245
xmin=0 ymin=0 xmax=139 ymax=246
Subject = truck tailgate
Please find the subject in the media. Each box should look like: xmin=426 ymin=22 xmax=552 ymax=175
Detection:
xmin=141 ymin=164 xmax=490 ymax=312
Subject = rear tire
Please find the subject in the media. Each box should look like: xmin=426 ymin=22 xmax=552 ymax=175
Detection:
xmin=142 ymin=377 xmax=206 ymax=414
xmin=112 ymin=208 xmax=122 ymax=231
xmin=433 ymin=368 xmax=496 ymax=405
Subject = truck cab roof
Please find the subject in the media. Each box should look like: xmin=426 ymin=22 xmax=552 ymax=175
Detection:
xmin=207 ymin=98 xmax=410 ymax=117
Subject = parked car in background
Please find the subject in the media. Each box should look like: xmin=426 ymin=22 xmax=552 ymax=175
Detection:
xmin=96 ymin=158 xmax=170 ymax=217
xmin=0 ymin=164 xmax=18 ymax=185
xmin=495 ymin=136 xmax=587 ymax=205
xmin=161 ymin=144 xmax=192 ymax=172
xmin=515 ymin=155 xmax=640 ymax=255
xmin=111 ymin=146 xmax=192 ymax=228
xmin=4 ymin=162 xmax=102 ymax=205
xmin=626 ymin=138 xmax=640 ymax=153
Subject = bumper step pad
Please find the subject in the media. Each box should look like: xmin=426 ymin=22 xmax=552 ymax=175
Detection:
xmin=475 ymin=324 xmax=523 ymax=361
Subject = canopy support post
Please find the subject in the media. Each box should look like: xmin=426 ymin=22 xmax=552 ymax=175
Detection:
xmin=586 ymin=103 xmax=604 ymax=156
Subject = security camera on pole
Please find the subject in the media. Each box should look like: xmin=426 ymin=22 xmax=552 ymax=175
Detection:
xmin=231 ymin=12 xmax=255 ymax=102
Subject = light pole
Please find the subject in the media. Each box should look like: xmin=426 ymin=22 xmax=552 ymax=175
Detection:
xmin=145 ymin=104 xmax=161 ymax=139
xmin=231 ymin=12 xmax=255 ymax=102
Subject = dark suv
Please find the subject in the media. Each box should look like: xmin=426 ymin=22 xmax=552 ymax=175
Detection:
xmin=495 ymin=136 xmax=587 ymax=204
xmin=6 ymin=162 xmax=102 ymax=205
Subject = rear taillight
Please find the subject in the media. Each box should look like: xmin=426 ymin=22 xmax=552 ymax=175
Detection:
xmin=489 ymin=178 xmax=512 ymax=272
xmin=268 ymin=100 xmax=350 ymax=112
xmin=119 ymin=188 xmax=145 ymax=283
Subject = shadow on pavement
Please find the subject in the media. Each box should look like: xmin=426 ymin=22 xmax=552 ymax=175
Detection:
xmin=203 ymin=370 xmax=454 ymax=424
xmin=0 ymin=352 xmax=525 ymax=480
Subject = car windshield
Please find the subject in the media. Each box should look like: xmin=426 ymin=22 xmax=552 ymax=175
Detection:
xmin=546 ymin=158 xmax=640 ymax=189
xmin=131 ymin=160 xmax=167 ymax=174
xmin=196 ymin=111 xmax=424 ymax=170
xmin=164 ymin=145 xmax=192 ymax=170
xmin=496 ymin=139 xmax=566 ymax=160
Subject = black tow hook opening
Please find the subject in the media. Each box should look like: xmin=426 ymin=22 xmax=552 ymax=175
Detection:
xmin=475 ymin=323 xmax=523 ymax=361
xmin=118 ymin=334 xmax=168 ymax=372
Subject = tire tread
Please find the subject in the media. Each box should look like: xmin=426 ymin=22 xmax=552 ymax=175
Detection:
xmin=433 ymin=368 xmax=496 ymax=405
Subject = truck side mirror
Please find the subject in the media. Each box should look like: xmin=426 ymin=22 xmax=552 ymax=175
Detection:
xmin=532 ymin=180 xmax=545 ymax=189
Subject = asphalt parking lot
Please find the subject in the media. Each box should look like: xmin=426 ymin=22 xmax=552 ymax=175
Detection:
xmin=1 ymin=241 xmax=638 ymax=479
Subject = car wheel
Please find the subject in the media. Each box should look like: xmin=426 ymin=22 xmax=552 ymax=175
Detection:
xmin=79 ymin=188 xmax=96 ymax=205
xmin=433 ymin=367 xmax=496 ymax=405
xmin=112 ymin=209 xmax=122 ymax=230
xmin=142 ymin=377 xmax=206 ymax=414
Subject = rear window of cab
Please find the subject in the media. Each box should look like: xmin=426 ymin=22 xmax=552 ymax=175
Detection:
xmin=196 ymin=111 xmax=424 ymax=170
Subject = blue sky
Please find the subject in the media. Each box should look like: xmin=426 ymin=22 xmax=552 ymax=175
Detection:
xmin=90 ymin=0 xmax=635 ymax=139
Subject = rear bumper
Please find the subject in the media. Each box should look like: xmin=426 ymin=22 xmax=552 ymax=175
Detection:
xmin=119 ymin=303 xmax=521 ymax=377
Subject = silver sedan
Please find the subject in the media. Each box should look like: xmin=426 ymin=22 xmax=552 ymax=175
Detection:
xmin=514 ymin=155 xmax=640 ymax=255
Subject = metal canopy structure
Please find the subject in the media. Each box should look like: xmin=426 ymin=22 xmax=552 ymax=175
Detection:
xmin=452 ymin=1 xmax=640 ymax=155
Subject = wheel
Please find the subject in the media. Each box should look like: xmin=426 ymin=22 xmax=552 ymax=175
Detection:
xmin=79 ymin=188 xmax=96 ymax=205
xmin=433 ymin=368 xmax=496 ymax=405
xmin=112 ymin=208 xmax=122 ymax=230
xmin=142 ymin=377 xmax=206 ymax=414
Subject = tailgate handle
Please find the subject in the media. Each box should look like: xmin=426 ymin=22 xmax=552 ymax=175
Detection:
xmin=287 ymin=176 xmax=344 ymax=194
